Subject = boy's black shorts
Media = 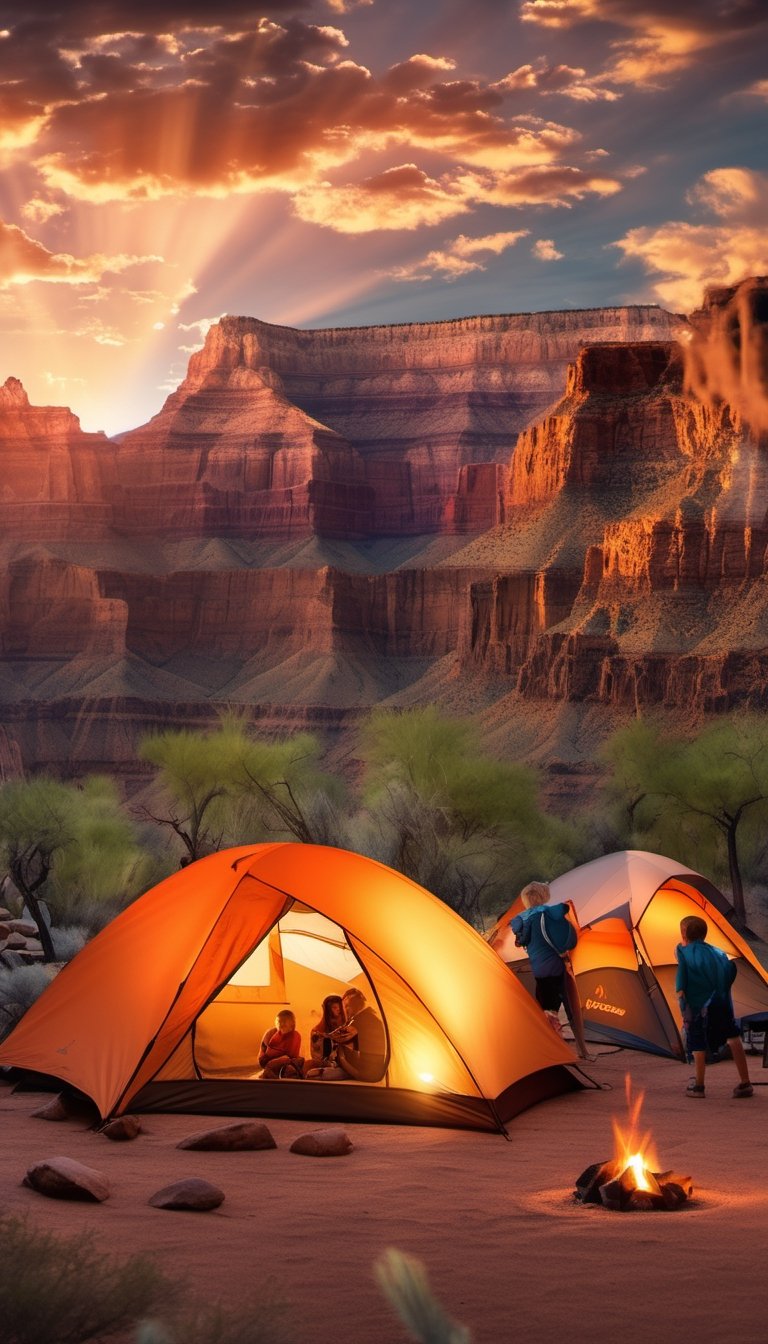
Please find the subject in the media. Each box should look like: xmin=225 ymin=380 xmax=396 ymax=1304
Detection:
xmin=684 ymin=995 xmax=739 ymax=1054
xmin=535 ymin=972 xmax=565 ymax=1013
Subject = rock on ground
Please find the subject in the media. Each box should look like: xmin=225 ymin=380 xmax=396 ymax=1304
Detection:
xmin=148 ymin=1178 xmax=225 ymax=1212
xmin=289 ymin=1127 xmax=353 ymax=1157
xmin=23 ymin=1155 xmax=110 ymax=1201
xmin=177 ymin=1120 xmax=276 ymax=1151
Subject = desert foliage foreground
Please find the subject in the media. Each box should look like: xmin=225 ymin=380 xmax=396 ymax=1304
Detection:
xmin=0 ymin=1216 xmax=467 ymax=1344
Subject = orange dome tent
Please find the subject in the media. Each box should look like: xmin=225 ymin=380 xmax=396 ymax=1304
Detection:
xmin=0 ymin=844 xmax=580 ymax=1131
xmin=488 ymin=850 xmax=768 ymax=1059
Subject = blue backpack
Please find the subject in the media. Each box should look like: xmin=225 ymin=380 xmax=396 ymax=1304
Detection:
xmin=539 ymin=908 xmax=578 ymax=955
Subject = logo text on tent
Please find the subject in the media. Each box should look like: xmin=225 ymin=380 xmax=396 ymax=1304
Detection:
xmin=585 ymin=996 xmax=626 ymax=1017
xmin=593 ymin=985 xmax=605 ymax=998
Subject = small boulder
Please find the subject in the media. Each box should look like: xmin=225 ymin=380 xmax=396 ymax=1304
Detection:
xmin=177 ymin=1120 xmax=276 ymax=1152
xmin=30 ymin=1091 xmax=97 ymax=1124
xmin=23 ymin=1156 xmax=110 ymax=1202
xmin=31 ymin=1095 xmax=71 ymax=1122
xmin=9 ymin=919 xmax=38 ymax=937
xmin=149 ymin=1178 xmax=225 ymax=1212
xmin=0 ymin=922 xmax=10 ymax=939
xmin=6 ymin=933 xmax=28 ymax=949
xmin=289 ymin=1127 xmax=353 ymax=1157
xmin=0 ymin=906 xmax=12 ymax=920
xmin=0 ymin=949 xmax=23 ymax=967
xmin=101 ymin=1115 xmax=142 ymax=1141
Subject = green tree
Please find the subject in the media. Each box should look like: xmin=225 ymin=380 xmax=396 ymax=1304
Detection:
xmin=138 ymin=716 xmax=342 ymax=863
xmin=600 ymin=718 xmax=668 ymax=841
xmin=357 ymin=706 xmax=577 ymax=924
xmin=0 ymin=776 xmax=148 ymax=960
xmin=601 ymin=715 xmax=768 ymax=922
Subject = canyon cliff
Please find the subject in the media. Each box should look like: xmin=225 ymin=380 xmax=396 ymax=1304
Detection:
xmin=113 ymin=306 xmax=678 ymax=537
xmin=1 ymin=284 xmax=766 ymax=784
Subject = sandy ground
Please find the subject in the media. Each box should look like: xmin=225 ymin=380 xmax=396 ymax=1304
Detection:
xmin=1 ymin=1045 xmax=767 ymax=1344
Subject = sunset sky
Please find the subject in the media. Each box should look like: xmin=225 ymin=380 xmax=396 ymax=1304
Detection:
xmin=0 ymin=0 xmax=766 ymax=434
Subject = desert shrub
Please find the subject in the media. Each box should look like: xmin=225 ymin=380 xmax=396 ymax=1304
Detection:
xmin=138 ymin=717 xmax=343 ymax=861
xmin=0 ymin=1215 xmax=174 ymax=1344
xmin=50 ymin=924 xmax=88 ymax=961
xmin=355 ymin=707 xmax=587 ymax=925
xmin=0 ymin=775 xmax=154 ymax=957
xmin=0 ymin=964 xmax=55 ymax=1039
xmin=136 ymin=1298 xmax=290 ymax=1344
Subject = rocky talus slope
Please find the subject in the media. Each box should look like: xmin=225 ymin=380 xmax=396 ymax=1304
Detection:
xmin=3 ymin=284 xmax=766 ymax=780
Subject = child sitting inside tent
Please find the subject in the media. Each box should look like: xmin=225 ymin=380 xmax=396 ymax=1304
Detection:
xmin=258 ymin=1010 xmax=303 ymax=1079
xmin=304 ymin=994 xmax=346 ymax=1077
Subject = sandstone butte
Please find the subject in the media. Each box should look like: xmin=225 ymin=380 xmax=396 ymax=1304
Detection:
xmin=0 ymin=280 xmax=766 ymax=789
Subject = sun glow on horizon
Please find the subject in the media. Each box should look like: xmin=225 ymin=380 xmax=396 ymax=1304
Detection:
xmin=0 ymin=0 xmax=765 ymax=425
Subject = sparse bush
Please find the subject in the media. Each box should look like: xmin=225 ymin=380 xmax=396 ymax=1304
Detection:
xmin=0 ymin=1217 xmax=290 ymax=1344
xmin=355 ymin=707 xmax=587 ymax=926
xmin=0 ymin=775 xmax=153 ymax=957
xmin=139 ymin=716 xmax=344 ymax=861
xmin=50 ymin=924 xmax=88 ymax=961
xmin=136 ymin=1298 xmax=290 ymax=1344
xmin=0 ymin=964 xmax=55 ymax=1040
xmin=0 ymin=1215 xmax=175 ymax=1344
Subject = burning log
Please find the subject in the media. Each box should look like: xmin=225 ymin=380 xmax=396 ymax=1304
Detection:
xmin=574 ymin=1159 xmax=693 ymax=1211
xmin=574 ymin=1076 xmax=694 ymax=1212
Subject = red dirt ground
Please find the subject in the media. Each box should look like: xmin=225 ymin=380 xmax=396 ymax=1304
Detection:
xmin=1 ymin=1045 xmax=766 ymax=1344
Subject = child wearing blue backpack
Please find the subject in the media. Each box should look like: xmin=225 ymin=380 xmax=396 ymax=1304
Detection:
xmin=510 ymin=881 xmax=588 ymax=1058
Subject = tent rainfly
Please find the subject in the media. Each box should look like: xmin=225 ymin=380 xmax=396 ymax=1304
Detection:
xmin=488 ymin=850 xmax=768 ymax=1059
xmin=0 ymin=843 xmax=581 ymax=1131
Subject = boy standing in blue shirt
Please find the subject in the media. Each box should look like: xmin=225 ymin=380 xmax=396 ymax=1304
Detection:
xmin=676 ymin=914 xmax=753 ymax=1099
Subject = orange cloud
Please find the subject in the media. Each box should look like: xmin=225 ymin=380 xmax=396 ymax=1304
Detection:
xmin=690 ymin=167 xmax=764 ymax=224
xmin=737 ymin=79 xmax=768 ymax=101
xmin=294 ymin=164 xmax=475 ymax=233
xmin=20 ymin=197 xmax=66 ymax=224
xmin=613 ymin=168 xmax=768 ymax=311
xmin=532 ymin=238 xmax=564 ymax=260
xmin=294 ymin=156 xmax=622 ymax=234
xmin=477 ymin=164 xmax=621 ymax=207
xmin=392 ymin=229 xmax=530 ymax=281
xmin=0 ymin=219 xmax=161 ymax=287
xmin=520 ymin=0 xmax=768 ymax=86
xmin=497 ymin=60 xmax=619 ymax=102
xmin=0 ymin=15 xmax=611 ymax=221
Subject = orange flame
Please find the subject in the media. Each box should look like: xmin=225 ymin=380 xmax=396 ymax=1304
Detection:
xmin=611 ymin=1074 xmax=659 ymax=1189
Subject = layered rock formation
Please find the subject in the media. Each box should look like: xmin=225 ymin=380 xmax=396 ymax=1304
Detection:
xmin=0 ymin=378 xmax=115 ymax=542
xmin=115 ymin=306 xmax=681 ymax=538
xmin=462 ymin=279 xmax=768 ymax=712
xmin=3 ymin=284 xmax=768 ymax=782
xmin=0 ymin=556 xmax=127 ymax=659
xmin=113 ymin=368 xmax=373 ymax=540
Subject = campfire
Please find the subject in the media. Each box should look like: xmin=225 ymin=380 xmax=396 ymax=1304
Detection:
xmin=574 ymin=1077 xmax=693 ymax=1212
